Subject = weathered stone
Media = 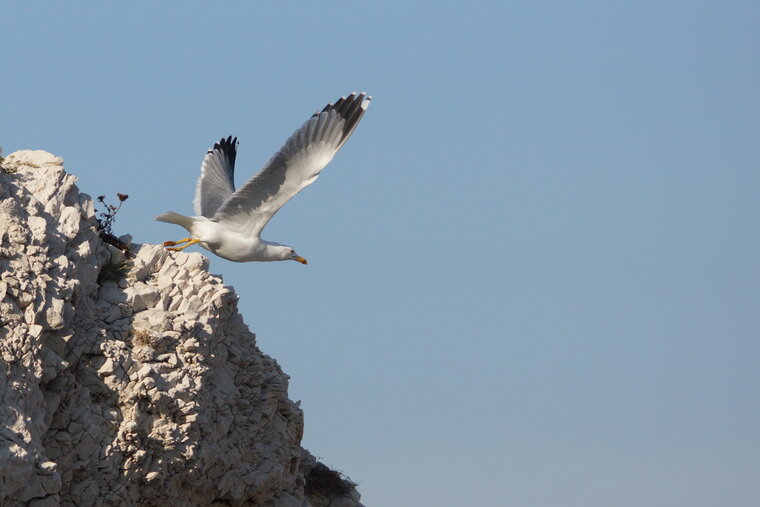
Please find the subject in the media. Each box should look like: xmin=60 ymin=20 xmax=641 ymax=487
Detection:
xmin=0 ymin=150 xmax=361 ymax=506
xmin=58 ymin=206 xmax=80 ymax=241
xmin=123 ymin=283 xmax=160 ymax=312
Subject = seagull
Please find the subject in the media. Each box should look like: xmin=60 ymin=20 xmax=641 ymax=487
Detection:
xmin=156 ymin=92 xmax=370 ymax=264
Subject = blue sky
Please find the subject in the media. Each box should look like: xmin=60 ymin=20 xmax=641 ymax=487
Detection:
xmin=3 ymin=2 xmax=759 ymax=505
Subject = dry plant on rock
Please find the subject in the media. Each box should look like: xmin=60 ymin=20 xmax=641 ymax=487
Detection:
xmin=96 ymin=193 xmax=133 ymax=258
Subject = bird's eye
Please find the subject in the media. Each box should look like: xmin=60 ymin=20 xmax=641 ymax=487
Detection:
xmin=290 ymin=249 xmax=295 ymax=254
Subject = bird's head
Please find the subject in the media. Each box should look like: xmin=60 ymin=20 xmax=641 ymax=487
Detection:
xmin=264 ymin=242 xmax=308 ymax=264
xmin=281 ymin=246 xmax=308 ymax=265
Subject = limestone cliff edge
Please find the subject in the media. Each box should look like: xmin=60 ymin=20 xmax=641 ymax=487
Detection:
xmin=0 ymin=150 xmax=361 ymax=506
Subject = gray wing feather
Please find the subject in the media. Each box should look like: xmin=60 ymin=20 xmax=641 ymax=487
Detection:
xmin=212 ymin=93 xmax=370 ymax=236
xmin=193 ymin=136 xmax=238 ymax=217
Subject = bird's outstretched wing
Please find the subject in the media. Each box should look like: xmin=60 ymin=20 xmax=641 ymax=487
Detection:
xmin=193 ymin=136 xmax=238 ymax=218
xmin=212 ymin=92 xmax=371 ymax=236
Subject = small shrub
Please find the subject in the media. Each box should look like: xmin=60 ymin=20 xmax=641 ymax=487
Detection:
xmin=96 ymin=193 xmax=128 ymax=236
xmin=97 ymin=252 xmax=132 ymax=283
xmin=96 ymin=193 xmax=133 ymax=258
xmin=304 ymin=463 xmax=357 ymax=498
xmin=132 ymin=329 xmax=152 ymax=347
xmin=0 ymin=147 xmax=15 ymax=174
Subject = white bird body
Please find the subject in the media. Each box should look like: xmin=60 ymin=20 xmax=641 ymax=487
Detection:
xmin=190 ymin=216 xmax=268 ymax=262
xmin=156 ymin=93 xmax=371 ymax=264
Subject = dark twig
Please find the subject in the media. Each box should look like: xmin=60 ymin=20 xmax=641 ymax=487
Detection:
xmin=96 ymin=193 xmax=133 ymax=258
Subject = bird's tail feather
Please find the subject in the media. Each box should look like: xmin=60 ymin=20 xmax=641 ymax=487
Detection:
xmin=155 ymin=211 xmax=195 ymax=233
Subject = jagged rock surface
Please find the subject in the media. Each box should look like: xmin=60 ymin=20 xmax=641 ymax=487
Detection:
xmin=0 ymin=151 xmax=362 ymax=507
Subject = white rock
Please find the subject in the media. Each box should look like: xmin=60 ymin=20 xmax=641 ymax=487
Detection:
xmin=3 ymin=149 xmax=64 ymax=167
xmin=157 ymin=273 xmax=174 ymax=291
xmin=0 ymin=150 xmax=362 ymax=507
xmin=124 ymin=284 xmax=160 ymax=312
xmin=132 ymin=244 xmax=167 ymax=281
xmin=28 ymin=215 xmax=48 ymax=242
xmin=98 ymin=358 xmax=115 ymax=377
xmin=78 ymin=192 xmax=96 ymax=220
xmin=58 ymin=206 xmax=80 ymax=241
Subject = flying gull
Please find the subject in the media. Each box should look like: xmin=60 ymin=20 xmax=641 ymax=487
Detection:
xmin=156 ymin=92 xmax=371 ymax=264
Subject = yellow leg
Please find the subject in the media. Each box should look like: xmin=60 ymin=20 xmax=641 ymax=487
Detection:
xmin=166 ymin=239 xmax=201 ymax=252
xmin=163 ymin=237 xmax=193 ymax=247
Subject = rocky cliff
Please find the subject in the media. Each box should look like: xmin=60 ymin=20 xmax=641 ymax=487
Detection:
xmin=0 ymin=151 xmax=362 ymax=506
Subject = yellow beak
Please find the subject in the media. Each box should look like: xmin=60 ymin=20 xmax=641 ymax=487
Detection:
xmin=294 ymin=256 xmax=308 ymax=265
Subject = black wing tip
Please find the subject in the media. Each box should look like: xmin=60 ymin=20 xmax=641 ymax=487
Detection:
xmin=211 ymin=135 xmax=238 ymax=151
xmin=336 ymin=91 xmax=371 ymax=109
xmin=326 ymin=92 xmax=370 ymax=148
xmin=209 ymin=135 xmax=239 ymax=168
xmin=312 ymin=92 xmax=371 ymax=118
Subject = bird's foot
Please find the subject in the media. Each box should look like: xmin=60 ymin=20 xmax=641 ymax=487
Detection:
xmin=162 ymin=237 xmax=193 ymax=247
xmin=164 ymin=238 xmax=201 ymax=252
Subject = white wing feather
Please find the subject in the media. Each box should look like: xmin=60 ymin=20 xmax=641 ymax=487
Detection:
xmin=212 ymin=93 xmax=370 ymax=236
xmin=193 ymin=136 xmax=237 ymax=218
